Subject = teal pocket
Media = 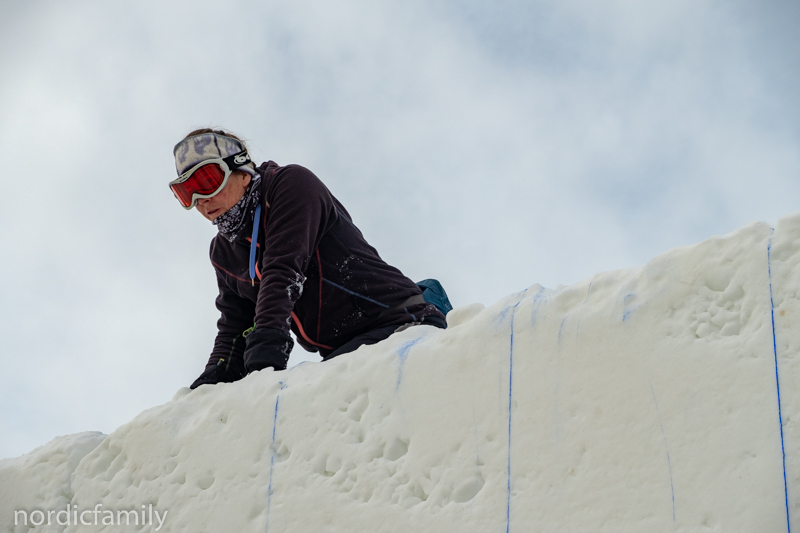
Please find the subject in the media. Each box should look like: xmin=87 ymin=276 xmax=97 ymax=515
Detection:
xmin=416 ymin=279 xmax=453 ymax=315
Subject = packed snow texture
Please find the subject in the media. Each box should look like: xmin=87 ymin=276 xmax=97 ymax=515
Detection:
xmin=3 ymin=213 xmax=800 ymax=532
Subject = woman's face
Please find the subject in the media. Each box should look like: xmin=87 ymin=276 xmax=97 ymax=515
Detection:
xmin=195 ymin=171 xmax=252 ymax=221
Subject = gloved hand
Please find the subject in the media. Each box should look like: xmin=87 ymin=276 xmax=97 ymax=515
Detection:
xmin=243 ymin=327 xmax=294 ymax=372
xmin=190 ymin=357 xmax=247 ymax=389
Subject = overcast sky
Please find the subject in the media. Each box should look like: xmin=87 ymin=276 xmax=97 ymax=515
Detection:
xmin=1 ymin=0 xmax=798 ymax=459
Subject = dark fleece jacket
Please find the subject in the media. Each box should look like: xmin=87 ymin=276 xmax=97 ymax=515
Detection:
xmin=205 ymin=161 xmax=444 ymax=372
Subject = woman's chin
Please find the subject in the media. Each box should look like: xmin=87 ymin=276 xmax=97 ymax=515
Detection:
xmin=203 ymin=207 xmax=223 ymax=220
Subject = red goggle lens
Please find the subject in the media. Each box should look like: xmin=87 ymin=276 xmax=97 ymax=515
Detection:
xmin=170 ymin=164 xmax=227 ymax=207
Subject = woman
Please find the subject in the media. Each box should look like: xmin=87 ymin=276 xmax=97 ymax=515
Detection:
xmin=170 ymin=129 xmax=447 ymax=389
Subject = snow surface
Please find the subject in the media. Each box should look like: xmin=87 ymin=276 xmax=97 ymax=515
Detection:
xmin=3 ymin=213 xmax=800 ymax=532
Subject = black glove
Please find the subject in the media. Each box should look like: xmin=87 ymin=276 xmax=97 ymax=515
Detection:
xmin=190 ymin=357 xmax=247 ymax=389
xmin=243 ymin=327 xmax=294 ymax=372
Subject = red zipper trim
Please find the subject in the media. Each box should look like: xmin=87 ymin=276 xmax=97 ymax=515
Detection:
xmin=254 ymin=251 xmax=333 ymax=350
xmin=292 ymin=311 xmax=333 ymax=350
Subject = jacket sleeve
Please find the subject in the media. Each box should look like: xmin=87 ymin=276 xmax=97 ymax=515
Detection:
xmin=254 ymin=165 xmax=338 ymax=334
xmin=207 ymin=268 xmax=256 ymax=373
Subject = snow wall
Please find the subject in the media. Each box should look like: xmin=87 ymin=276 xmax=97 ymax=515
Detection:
xmin=3 ymin=213 xmax=800 ymax=533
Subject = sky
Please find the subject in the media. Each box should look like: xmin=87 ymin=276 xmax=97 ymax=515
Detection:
xmin=0 ymin=0 xmax=798 ymax=459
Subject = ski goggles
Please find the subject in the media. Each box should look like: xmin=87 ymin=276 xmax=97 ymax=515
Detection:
xmin=169 ymin=149 xmax=252 ymax=209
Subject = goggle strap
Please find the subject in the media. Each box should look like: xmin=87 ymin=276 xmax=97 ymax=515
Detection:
xmin=222 ymin=149 xmax=251 ymax=170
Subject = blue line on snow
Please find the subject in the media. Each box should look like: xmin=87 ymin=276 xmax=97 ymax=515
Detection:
xmin=557 ymin=315 xmax=568 ymax=343
xmin=529 ymin=286 xmax=548 ymax=328
xmin=767 ymin=235 xmax=791 ymax=533
xmin=649 ymin=381 xmax=676 ymax=522
xmin=497 ymin=306 xmax=511 ymax=326
xmin=506 ymin=296 xmax=524 ymax=533
xmin=396 ymin=337 xmax=422 ymax=390
xmin=265 ymin=381 xmax=287 ymax=533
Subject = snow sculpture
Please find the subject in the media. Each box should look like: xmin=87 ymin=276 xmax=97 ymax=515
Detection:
xmin=3 ymin=213 xmax=800 ymax=532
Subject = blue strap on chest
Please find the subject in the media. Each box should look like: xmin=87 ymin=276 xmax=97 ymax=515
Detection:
xmin=249 ymin=204 xmax=262 ymax=282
